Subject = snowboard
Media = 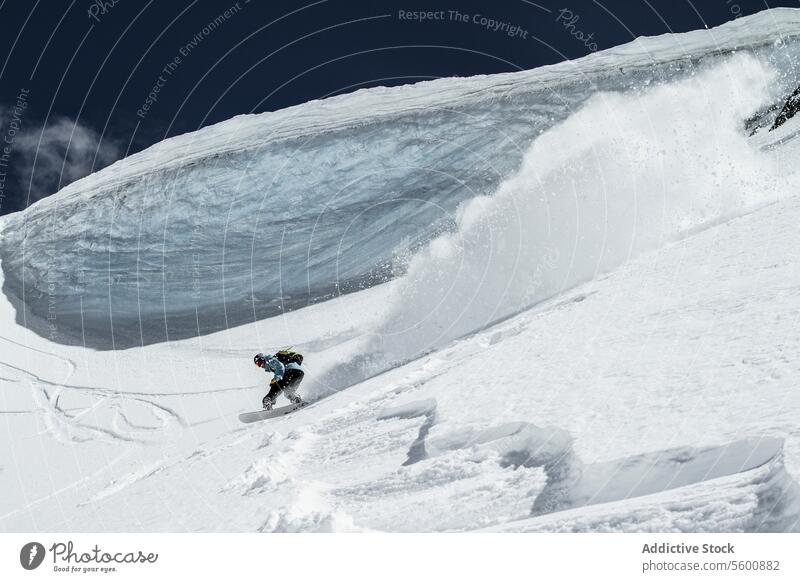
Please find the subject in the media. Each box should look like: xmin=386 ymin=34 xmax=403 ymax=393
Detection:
xmin=238 ymin=401 xmax=309 ymax=423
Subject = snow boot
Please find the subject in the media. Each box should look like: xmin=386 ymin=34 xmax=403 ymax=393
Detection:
xmin=284 ymin=389 xmax=303 ymax=405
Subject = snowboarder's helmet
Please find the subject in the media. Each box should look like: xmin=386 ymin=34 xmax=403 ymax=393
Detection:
xmin=254 ymin=353 xmax=267 ymax=367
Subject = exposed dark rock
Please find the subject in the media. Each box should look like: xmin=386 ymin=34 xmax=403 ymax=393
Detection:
xmin=771 ymin=85 xmax=800 ymax=131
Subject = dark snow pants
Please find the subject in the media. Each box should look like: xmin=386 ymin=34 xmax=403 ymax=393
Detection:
xmin=264 ymin=369 xmax=304 ymax=406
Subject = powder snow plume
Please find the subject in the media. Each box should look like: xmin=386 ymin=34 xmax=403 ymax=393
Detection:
xmin=342 ymin=54 xmax=793 ymax=379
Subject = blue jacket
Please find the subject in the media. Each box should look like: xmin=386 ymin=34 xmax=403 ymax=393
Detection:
xmin=262 ymin=355 xmax=302 ymax=382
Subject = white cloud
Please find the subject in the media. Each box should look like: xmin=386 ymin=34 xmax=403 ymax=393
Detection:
xmin=15 ymin=116 xmax=122 ymax=203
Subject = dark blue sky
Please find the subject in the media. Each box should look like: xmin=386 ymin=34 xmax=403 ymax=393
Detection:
xmin=0 ymin=0 xmax=796 ymax=214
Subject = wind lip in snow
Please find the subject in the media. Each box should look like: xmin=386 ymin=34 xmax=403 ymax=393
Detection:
xmin=12 ymin=8 xmax=800 ymax=216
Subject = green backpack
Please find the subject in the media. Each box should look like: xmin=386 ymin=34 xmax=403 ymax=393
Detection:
xmin=275 ymin=347 xmax=303 ymax=366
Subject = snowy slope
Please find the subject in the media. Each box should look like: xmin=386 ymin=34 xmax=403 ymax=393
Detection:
xmin=2 ymin=9 xmax=800 ymax=533
xmin=4 ymin=150 xmax=800 ymax=531
xmin=3 ymin=9 xmax=800 ymax=349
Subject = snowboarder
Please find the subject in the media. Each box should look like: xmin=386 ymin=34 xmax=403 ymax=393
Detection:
xmin=254 ymin=350 xmax=305 ymax=410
